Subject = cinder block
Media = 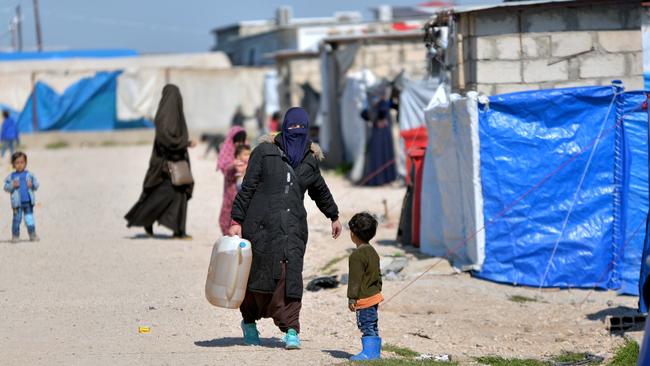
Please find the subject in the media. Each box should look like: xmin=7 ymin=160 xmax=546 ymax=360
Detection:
xmin=626 ymin=52 xmax=643 ymax=76
xmin=476 ymin=83 xmax=495 ymax=95
xmin=551 ymin=32 xmax=593 ymax=57
xmin=523 ymin=59 xmax=569 ymax=83
xmin=616 ymin=76 xmax=645 ymax=91
xmin=495 ymin=35 xmax=521 ymax=60
xmin=580 ymin=54 xmax=626 ymax=78
xmin=598 ymin=31 xmax=642 ymax=53
xmin=553 ymin=79 xmax=600 ymax=89
xmin=475 ymin=37 xmax=496 ymax=60
xmin=522 ymin=35 xmax=551 ymax=59
xmin=476 ymin=60 xmax=522 ymax=83
xmin=495 ymin=83 xmax=539 ymax=95
xmin=475 ymin=13 xmax=518 ymax=36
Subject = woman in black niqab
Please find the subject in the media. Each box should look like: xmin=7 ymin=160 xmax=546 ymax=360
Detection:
xmin=125 ymin=84 xmax=194 ymax=238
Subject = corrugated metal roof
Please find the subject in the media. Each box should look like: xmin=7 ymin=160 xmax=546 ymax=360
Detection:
xmin=449 ymin=0 xmax=586 ymax=14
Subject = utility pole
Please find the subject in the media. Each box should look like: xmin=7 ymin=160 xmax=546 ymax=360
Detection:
xmin=16 ymin=5 xmax=22 ymax=52
xmin=32 ymin=0 xmax=43 ymax=51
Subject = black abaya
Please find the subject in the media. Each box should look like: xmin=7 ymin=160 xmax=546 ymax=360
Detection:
xmin=125 ymin=84 xmax=193 ymax=235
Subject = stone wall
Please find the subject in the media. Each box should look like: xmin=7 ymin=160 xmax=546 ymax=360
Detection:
xmin=277 ymin=38 xmax=428 ymax=109
xmin=470 ymin=30 xmax=643 ymax=95
xmin=451 ymin=1 xmax=644 ymax=95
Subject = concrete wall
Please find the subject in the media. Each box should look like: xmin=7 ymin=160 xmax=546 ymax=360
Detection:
xmin=455 ymin=2 xmax=643 ymax=94
xmin=277 ymin=38 xmax=428 ymax=109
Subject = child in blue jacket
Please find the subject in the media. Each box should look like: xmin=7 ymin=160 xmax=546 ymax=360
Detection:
xmin=4 ymin=152 xmax=39 ymax=242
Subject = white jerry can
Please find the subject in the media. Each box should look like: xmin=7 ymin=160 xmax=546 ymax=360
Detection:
xmin=205 ymin=235 xmax=253 ymax=309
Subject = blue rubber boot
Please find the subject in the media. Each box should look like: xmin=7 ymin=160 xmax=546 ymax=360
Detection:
xmin=241 ymin=321 xmax=260 ymax=346
xmin=283 ymin=328 xmax=301 ymax=350
xmin=350 ymin=336 xmax=381 ymax=361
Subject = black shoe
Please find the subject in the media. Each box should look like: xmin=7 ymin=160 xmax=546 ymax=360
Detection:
xmin=145 ymin=225 xmax=154 ymax=236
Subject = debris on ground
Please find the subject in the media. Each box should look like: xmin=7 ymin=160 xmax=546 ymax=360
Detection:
xmin=306 ymin=276 xmax=339 ymax=292
xmin=415 ymin=353 xmax=451 ymax=362
xmin=380 ymin=256 xmax=409 ymax=280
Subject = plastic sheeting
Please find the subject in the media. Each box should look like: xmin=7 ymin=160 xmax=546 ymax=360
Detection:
xmin=399 ymin=78 xmax=439 ymax=131
xmin=420 ymin=87 xmax=485 ymax=270
xmin=168 ymin=69 xmax=266 ymax=131
xmin=0 ymin=73 xmax=32 ymax=111
xmin=117 ymin=69 xmax=166 ymax=121
xmin=341 ymin=70 xmax=376 ymax=182
xmin=16 ymin=71 xmax=151 ymax=133
xmin=476 ymin=86 xmax=648 ymax=295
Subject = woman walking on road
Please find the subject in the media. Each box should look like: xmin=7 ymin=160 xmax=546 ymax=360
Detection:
xmin=125 ymin=84 xmax=195 ymax=239
xmin=229 ymin=107 xmax=342 ymax=349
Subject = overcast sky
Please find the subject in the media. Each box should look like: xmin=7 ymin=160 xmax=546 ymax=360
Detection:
xmin=0 ymin=0 xmax=499 ymax=54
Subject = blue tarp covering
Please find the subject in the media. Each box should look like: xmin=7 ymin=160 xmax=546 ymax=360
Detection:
xmin=17 ymin=71 xmax=151 ymax=133
xmin=475 ymin=86 xmax=649 ymax=295
xmin=0 ymin=49 xmax=137 ymax=62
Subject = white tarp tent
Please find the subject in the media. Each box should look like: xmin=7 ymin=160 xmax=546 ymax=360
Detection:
xmin=341 ymin=70 xmax=377 ymax=182
xmin=420 ymin=87 xmax=485 ymax=271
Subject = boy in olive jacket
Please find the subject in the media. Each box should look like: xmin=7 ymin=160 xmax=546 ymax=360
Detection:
xmin=347 ymin=212 xmax=383 ymax=361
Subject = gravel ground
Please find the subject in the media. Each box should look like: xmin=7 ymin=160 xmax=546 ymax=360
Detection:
xmin=0 ymin=143 xmax=639 ymax=365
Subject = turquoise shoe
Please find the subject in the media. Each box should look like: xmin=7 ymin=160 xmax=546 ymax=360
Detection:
xmin=283 ymin=328 xmax=301 ymax=350
xmin=241 ymin=321 xmax=260 ymax=346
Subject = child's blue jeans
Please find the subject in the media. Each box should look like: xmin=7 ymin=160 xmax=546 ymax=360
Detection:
xmin=356 ymin=305 xmax=379 ymax=337
xmin=13 ymin=203 xmax=35 ymax=237
xmin=1 ymin=140 xmax=15 ymax=158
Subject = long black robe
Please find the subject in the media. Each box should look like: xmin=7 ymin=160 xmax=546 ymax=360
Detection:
xmin=125 ymin=84 xmax=193 ymax=234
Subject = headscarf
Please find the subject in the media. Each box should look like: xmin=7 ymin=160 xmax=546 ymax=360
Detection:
xmin=281 ymin=107 xmax=310 ymax=168
xmin=218 ymin=126 xmax=246 ymax=173
xmin=154 ymin=84 xmax=189 ymax=152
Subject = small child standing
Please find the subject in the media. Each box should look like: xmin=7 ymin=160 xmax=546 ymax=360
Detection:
xmin=4 ymin=152 xmax=39 ymax=242
xmin=234 ymin=144 xmax=251 ymax=192
xmin=347 ymin=212 xmax=383 ymax=361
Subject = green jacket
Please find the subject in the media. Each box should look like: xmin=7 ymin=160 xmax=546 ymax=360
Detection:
xmin=347 ymin=243 xmax=382 ymax=300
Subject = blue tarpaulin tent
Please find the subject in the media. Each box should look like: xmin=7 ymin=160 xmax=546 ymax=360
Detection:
xmin=474 ymin=85 xmax=649 ymax=297
xmin=16 ymin=71 xmax=151 ymax=133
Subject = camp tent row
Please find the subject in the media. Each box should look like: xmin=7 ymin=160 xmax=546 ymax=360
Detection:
xmin=393 ymin=81 xmax=650 ymax=311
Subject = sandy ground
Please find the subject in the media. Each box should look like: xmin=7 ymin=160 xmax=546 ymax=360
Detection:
xmin=0 ymin=143 xmax=641 ymax=365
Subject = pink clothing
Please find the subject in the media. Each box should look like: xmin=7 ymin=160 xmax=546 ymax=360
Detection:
xmin=217 ymin=126 xmax=245 ymax=173
xmin=219 ymin=163 xmax=239 ymax=235
xmin=219 ymin=158 xmax=249 ymax=235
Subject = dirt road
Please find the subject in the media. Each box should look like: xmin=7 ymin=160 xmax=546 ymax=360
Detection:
xmin=0 ymin=144 xmax=637 ymax=365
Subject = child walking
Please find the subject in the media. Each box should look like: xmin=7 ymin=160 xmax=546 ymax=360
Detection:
xmin=347 ymin=212 xmax=383 ymax=361
xmin=1 ymin=110 xmax=19 ymax=161
xmin=218 ymin=144 xmax=250 ymax=235
xmin=4 ymin=152 xmax=39 ymax=242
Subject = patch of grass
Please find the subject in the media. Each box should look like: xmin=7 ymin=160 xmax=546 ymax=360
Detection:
xmin=608 ymin=338 xmax=638 ymax=366
xmin=100 ymin=140 xmax=118 ymax=147
xmin=508 ymin=295 xmax=538 ymax=304
xmin=350 ymin=360 xmax=456 ymax=365
xmin=383 ymin=344 xmax=420 ymax=358
xmin=334 ymin=162 xmax=353 ymax=176
xmin=320 ymin=254 xmax=348 ymax=274
xmin=45 ymin=141 xmax=69 ymax=149
xmin=476 ymin=356 xmax=548 ymax=366
xmin=552 ymin=352 xmax=601 ymax=365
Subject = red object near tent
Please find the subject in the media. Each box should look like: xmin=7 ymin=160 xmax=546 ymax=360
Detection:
xmin=401 ymin=127 xmax=428 ymax=247
xmin=401 ymin=127 xmax=429 ymax=186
